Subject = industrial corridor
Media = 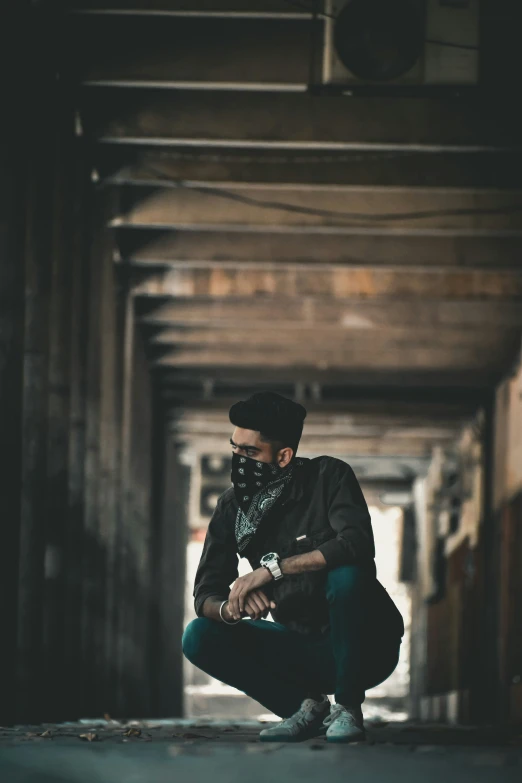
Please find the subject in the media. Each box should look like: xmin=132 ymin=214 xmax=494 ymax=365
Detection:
xmin=1 ymin=1 xmax=522 ymax=780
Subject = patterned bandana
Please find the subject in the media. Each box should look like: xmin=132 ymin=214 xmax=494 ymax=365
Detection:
xmin=231 ymin=453 xmax=302 ymax=554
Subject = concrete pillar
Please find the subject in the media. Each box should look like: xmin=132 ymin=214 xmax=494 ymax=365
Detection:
xmin=63 ymin=147 xmax=93 ymax=720
xmin=115 ymin=281 xmax=135 ymax=716
xmin=97 ymin=205 xmax=121 ymax=717
xmin=155 ymin=440 xmax=191 ymax=717
xmin=475 ymin=395 xmax=501 ymax=722
xmin=81 ymin=189 xmax=122 ymax=717
xmin=128 ymin=324 xmax=154 ymax=716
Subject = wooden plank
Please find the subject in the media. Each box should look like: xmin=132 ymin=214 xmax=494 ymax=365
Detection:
xmin=84 ymin=88 xmax=522 ymax=148
xmin=161 ymin=390 xmax=477 ymax=416
xmin=170 ymin=407 xmax=464 ymax=438
xmin=115 ymin=185 xmax=522 ymax=233
xmin=72 ymin=16 xmax=311 ymax=86
xmin=119 ymin=228 xmax=522 ymax=269
xmin=136 ymin=296 xmax=522 ymax=328
xmin=167 ymin=432 xmax=456 ymax=458
xmin=102 ymin=146 xmax=522 ymax=190
xmin=148 ymin=325 xmax=518 ymax=350
xmin=157 ymin=365 xmax=497 ymax=390
xmin=154 ymin=344 xmax=516 ymax=370
xmin=172 ymin=405 xmax=467 ymax=429
xmin=131 ymin=266 xmax=522 ymax=300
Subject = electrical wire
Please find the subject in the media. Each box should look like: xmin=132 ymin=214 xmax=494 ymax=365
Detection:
xmin=425 ymin=39 xmax=479 ymax=51
xmin=140 ymin=167 xmax=522 ymax=224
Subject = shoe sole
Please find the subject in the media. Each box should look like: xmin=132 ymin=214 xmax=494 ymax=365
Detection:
xmin=259 ymin=725 xmax=328 ymax=743
xmin=326 ymin=731 xmax=366 ymax=744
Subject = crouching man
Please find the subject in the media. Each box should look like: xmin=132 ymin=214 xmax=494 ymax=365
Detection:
xmin=182 ymin=392 xmax=404 ymax=743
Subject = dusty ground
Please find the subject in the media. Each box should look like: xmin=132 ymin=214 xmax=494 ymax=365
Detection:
xmin=1 ymin=718 xmax=521 ymax=783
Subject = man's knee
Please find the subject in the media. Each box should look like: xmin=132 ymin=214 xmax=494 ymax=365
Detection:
xmin=326 ymin=565 xmax=367 ymax=602
xmin=182 ymin=617 xmax=216 ymax=664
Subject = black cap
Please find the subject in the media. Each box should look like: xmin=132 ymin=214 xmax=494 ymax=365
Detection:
xmin=229 ymin=391 xmax=307 ymax=450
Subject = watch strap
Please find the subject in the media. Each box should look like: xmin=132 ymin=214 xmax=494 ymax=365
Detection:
xmin=266 ymin=558 xmax=283 ymax=581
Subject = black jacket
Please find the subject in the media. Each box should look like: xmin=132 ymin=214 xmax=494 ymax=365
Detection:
xmin=193 ymin=456 xmax=404 ymax=637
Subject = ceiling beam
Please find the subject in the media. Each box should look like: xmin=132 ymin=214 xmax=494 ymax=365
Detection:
xmin=83 ymin=88 xmax=522 ymax=149
xmin=117 ymin=228 xmax=522 ymax=269
xmin=166 ymin=432 xmax=452 ymax=458
xmin=161 ymin=393 xmax=477 ymax=420
xmin=153 ymin=344 xmax=516 ymax=370
xmin=156 ymin=365 xmax=497 ymax=391
xmin=72 ymin=15 xmax=311 ymax=88
xmin=99 ymin=147 xmax=522 ymax=190
xmin=70 ymin=1 xmax=309 ymax=15
xmin=146 ymin=325 xmax=518 ymax=350
xmin=113 ymin=185 xmax=522 ymax=234
xmin=163 ymin=398 xmax=471 ymax=424
xmin=170 ymin=409 xmax=463 ymax=439
xmin=135 ymin=296 xmax=522 ymax=328
xmin=130 ymin=266 xmax=522 ymax=300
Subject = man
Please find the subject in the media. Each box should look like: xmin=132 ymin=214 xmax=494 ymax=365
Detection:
xmin=182 ymin=392 xmax=404 ymax=743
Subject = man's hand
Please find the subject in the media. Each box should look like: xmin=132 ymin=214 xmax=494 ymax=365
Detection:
xmin=242 ymin=589 xmax=277 ymax=621
xmin=227 ymin=568 xmax=273 ymax=620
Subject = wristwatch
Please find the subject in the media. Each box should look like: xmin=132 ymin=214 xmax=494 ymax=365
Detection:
xmin=260 ymin=552 xmax=283 ymax=581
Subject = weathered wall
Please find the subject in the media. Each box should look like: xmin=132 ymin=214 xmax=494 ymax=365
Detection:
xmin=494 ymin=359 xmax=522 ymax=722
xmin=410 ymin=351 xmax=522 ymax=725
xmin=0 ymin=3 xmax=185 ymax=725
xmin=409 ymin=414 xmax=490 ymax=723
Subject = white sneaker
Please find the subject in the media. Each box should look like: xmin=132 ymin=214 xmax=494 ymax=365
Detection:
xmin=259 ymin=697 xmax=330 ymax=742
xmin=323 ymin=704 xmax=366 ymax=743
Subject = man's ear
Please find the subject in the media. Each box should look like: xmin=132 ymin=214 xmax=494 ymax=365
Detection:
xmin=277 ymin=447 xmax=294 ymax=468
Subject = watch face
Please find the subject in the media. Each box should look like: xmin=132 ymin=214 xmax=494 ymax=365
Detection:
xmin=261 ymin=552 xmax=277 ymax=564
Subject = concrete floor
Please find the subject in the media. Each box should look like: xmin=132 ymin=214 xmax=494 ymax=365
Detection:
xmin=1 ymin=719 xmax=521 ymax=783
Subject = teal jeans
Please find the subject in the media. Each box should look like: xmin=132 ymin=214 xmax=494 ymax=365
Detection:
xmin=182 ymin=565 xmax=402 ymax=717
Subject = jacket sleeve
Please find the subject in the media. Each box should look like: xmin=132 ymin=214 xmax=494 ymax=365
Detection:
xmin=315 ymin=458 xmax=375 ymax=570
xmin=193 ymin=494 xmax=239 ymax=617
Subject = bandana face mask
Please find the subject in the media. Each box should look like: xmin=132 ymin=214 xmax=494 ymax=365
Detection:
xmin=231 ymin=452 xmax=282 ymax=512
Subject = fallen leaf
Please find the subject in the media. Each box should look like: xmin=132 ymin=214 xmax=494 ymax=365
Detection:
xmin=79 ymin=732 xmax=98 ymax=742
xmin=123 ymin=728 xmax=141 ymax=737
